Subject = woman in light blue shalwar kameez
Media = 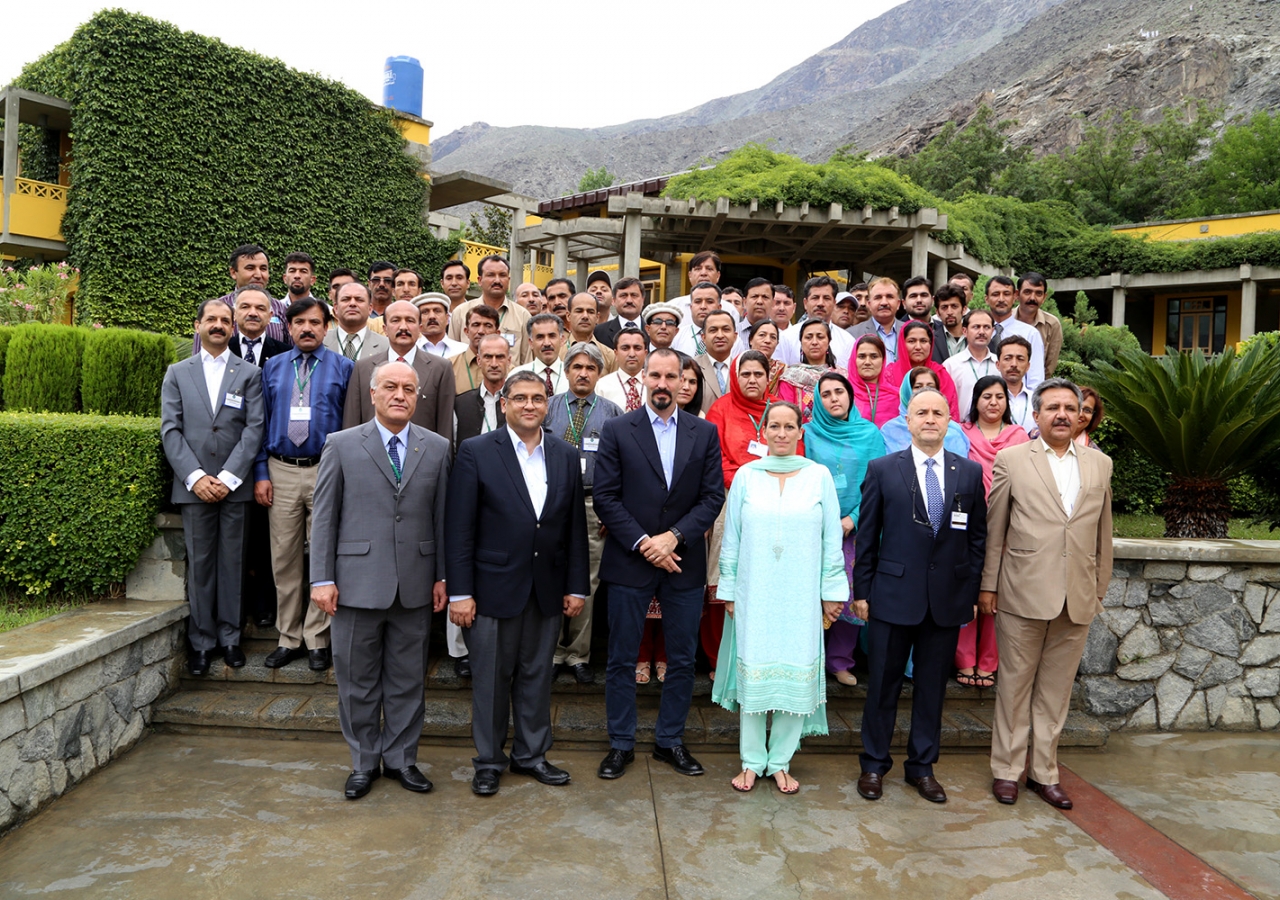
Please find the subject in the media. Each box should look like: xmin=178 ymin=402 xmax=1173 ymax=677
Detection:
xmin=712 ymin=401 xmax=848 ymax=793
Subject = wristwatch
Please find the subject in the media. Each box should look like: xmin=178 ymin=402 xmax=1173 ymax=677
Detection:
xmin=669 ymin=527 xmax=684 ymax=545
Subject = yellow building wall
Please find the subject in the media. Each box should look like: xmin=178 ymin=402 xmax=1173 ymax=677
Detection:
xmin=1114 ymin=213 xmax=1280 ymax=242
xmin=394 ymin=118 xmax=431 ymax=146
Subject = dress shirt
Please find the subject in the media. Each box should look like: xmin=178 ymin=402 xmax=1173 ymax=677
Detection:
xmin=335 ymin=326 xmax=369 ymax=358
xmin=184 ymin=348 xmax=244 ymax=493
xmin=239 ymin=336 xmax=264 ymax=365
xmin=544 ymin=390 xmax=624 ymax=489
xmin=420 ymin=335 xmax=467 ymax=358
xmin=1041 ymin=438 xmax=1081 ymax=516
xmin=193 ymin=292 xmax=291 ymax=353
xmin=648 ymin=404 xmax=679 ymax=490
xmin=943 ymin=329 xmax=966 ymax=359
xmin=992 ymin=314 xmax=1046 ymax=389
xmin=616 ymin=315 xmax=643 ymax=332
xmin=508 ymin=426 xmax=548 ymax=517
xmin=512 ymin=358 xmax=567 ymax=395
xmin=387 ymin=346 xmax=417 ymax=365
xmin=943 ymin=348 xmax=998 ymax=417
xmin=255 ymin=345 xmax=353 ymax=481
xmin=596 ymin=370 xmax=646 ymax=411
xmin=876 ymin=320 xmax=902 ymax=364
xmin=480 ymin=385 xmax=500 ymax=434
xmin=1008 ymin=384 xmax=1035 ymax=434
xmin=911 ymin=443 xmax=947 ymax=498
xmin=670 ymin=323 xmax=706 ymax=357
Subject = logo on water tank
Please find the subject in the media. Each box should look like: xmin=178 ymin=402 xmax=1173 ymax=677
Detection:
xmin=383 ymin=69 xmax=396 ymax=86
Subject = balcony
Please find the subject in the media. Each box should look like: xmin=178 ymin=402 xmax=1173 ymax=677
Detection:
xmin=1 ymin=86 xmax=72 ymax=261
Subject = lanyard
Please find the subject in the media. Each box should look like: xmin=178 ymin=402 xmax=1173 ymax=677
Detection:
xmin=563 ymin=395 xmax=597 ymax=444
xmin=967 ymin=355 xmax=993 ymax=381
xmin=465 ymin=356 xmax=476 ymax=391
xmin=869 ymin=384 xmax=879 ymax=421
xmin=692 ymin=325 xmax=705 ymax=355
xmin=386 ymin=442 xmax=402 ymax=482
xmin=292 ymin=357 xmax=316 ymax=399
xmin=746 ymin=402 xmax=770 ymax=441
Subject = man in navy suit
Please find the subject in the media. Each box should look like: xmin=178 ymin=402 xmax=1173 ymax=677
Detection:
xmin=445 ymin=370 xmax=590 ymax=796
xmin=592 ymin=348 xmax=725 ymax=780
xmin=853 ymin=387 xmax=987 ymax=804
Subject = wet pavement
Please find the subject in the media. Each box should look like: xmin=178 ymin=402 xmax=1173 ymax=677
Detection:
xmin=0 ymin=732 xmax=1273 ymax=899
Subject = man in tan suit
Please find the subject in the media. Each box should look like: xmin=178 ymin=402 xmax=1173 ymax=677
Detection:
xmin=980 ymin=377 xmax=1113 ymax=810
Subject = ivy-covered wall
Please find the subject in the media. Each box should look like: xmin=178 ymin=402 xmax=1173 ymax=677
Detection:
xmin=14 ymin=11 xmax=458 ymax=335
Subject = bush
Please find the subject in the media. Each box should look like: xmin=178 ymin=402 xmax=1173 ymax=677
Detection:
xmin=0 ymin=326 xmax=16 ymax=407
xmin=0 ymin=413 xmax=164 ymax=592
xmin=81 ymin=328 xmax=176 ymax=416
xmin=1 ymin=324 xmax=87 ymax=412
xmin=1092 ymin=417 xmax=1168 ymax=514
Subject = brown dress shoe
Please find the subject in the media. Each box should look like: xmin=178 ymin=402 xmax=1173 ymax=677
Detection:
xmin=1026 ymin=778 xmax=1073 ymax=809
xmin=992 ymin=778 xmax=1019 ymax=804
xmin=905 ymin=774 xmax=947 ymax=803
xmin=857 ymin=771 xmax=883 ymax=800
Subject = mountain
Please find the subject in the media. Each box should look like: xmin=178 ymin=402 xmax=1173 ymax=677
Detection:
xmin=431 ymin=0 xmax=1280 ymax=201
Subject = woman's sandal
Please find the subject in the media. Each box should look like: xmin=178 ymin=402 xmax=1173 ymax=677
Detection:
xmin=956 ymin=670 xmax=979 ymax=687
xmin=656 ymin=662 xmax=667 ymax=683
xmin=973 ymin=672 xmax=996 ymax=689
xmin=773 ymin=771 xmax=800 ymax=794
xmin=635 ymin=662 xmax=651 ymax=685
xmin=731 ymin=770 xmax=757 ymax=792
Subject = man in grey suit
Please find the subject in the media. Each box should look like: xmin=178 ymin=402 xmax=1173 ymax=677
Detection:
xmin=310 ymin=360 xmax=451 ymax=800
xmin=694 ymin=309 xmax=736 ymax=413
xmin=323 ymin=282 xmax=391 ymax=362
xmin=161 ymin=298 xmax=265 ymax=676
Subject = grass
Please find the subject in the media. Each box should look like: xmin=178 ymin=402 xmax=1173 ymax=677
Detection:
xmin=1113 ymin=513 xmax=1280 ymax=540
xmin=0 ymin=589 xmax=109 ymax=633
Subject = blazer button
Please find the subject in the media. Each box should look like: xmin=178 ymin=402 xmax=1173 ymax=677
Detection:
xmin=929 ymin=564 xmax=936 ymax=570
xmin=396 ymin=515 xmax=402 ymax=522
xmin=534 ymin=551 xmax=538 ymax=557
xmin=536 ymin=524 xmax=540 ymax=529
xmin=211 ymin=426 xmax=218 ymax=432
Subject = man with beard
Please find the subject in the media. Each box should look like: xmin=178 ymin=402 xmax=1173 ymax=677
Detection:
xmin=932 ymin=284 xmax=968 ymax=360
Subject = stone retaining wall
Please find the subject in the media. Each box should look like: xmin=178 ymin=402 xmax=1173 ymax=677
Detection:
xmin=0 ymin=601 xmax=187 ymax=834
xmin=1078 ymin=540 xmax=1280 ymax=731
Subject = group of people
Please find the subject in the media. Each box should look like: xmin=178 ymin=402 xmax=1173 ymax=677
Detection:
xmin=161 ymin=245 xmax=1112 ymax=809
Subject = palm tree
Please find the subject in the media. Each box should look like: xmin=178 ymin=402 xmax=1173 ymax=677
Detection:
xmin=1089 ymin=343 xmax=1280 ymax=538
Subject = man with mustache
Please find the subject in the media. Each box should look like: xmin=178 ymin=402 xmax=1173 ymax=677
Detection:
xmin=567 ymin=293 xmax=617 ymax=374
xmin=324 ymin=282 xmax=391 ymax=362
xmin=194 ymin=244 xmax=291 ymax=354
xmin=592 ymin=348 xmax=726 ymax=780
xmin=255 ymin=298 xmax=354 ymax=672
xmin=982 ymin=379 xmax=1112 ymax=810
xmin=342 ymin=300 xmax=455 ymax=444
xmin=368 ymin=261 xmax=397 ymax=319
xmin=229 ymin=285 xmax=289 ymax=368
xmin=544 ymin=342 xmax=624 ymax=684
xmin=847 ymin=277 xmax=903 ymax=364
xmin=1013 ymin=272 xmax=1063 ymax=378
xmin=414 ymin=293 xmax=467 ymax=358
xmin=161 ymin=298 xmax=265 ymax=676
xmin=510 ymin=313 xmax=569 ymax=396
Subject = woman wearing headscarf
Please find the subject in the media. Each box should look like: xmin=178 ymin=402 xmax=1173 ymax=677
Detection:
xmin=881 ymin=367 xmax=970 ymax=456
xmin=747 ymin=319 xmax=787 ymax=396
xmin=884 ymin=320 xmax=961 ymax=420
xmin=957 ymin=374 xmax=1030 ymax=688
xmin=713 ymin=401 xmax=846 ymax=794
xmin=777 ymin=320 xmax=843 ymax=422
xmin=804 ymin=372 xmax=886 ymax=686
xmin=848 ymin=334 xmax=899 ymax=428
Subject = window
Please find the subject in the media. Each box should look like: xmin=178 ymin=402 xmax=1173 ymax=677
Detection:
xmin=1166 ymin=296 xmax=1227 ymax=354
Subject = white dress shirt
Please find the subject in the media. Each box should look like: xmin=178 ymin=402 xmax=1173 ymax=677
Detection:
xmin=184 ymin=349 xmax=244 ymax=493
xmin=512 ymin=358 xmax=567 ymax=395
xmin=943 ymin=348 xmax=998 ymax=418
xmin=992 ymin=314 xmax=1046 ymax=389
xmin=480 ymin=385 xmax=500 ymax=434
xmin=910 ymin=443 xmax=947 ymax=500
xmin=508 ymin=426 xmax=548 ymax=518
xmin=597 ymin=370 xmax=647 ymax=411
xmin=419 ymin=335 xmax=467 ymax=358
xmin=1008 ymin=384 xmax=1035 ymax=434
xmin=1041 ymin=438 xmax=1081 ymax=516
xmin=387 ymin=346 xmax=417 ymax=365
xmin=336 ymin=325 xmax=369 ymax=358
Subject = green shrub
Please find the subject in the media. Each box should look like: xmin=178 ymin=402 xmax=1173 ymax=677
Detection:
xmin=81 ymin=328 xmax=176 ymax=416
xmin=1 ymin=324 xmax=88 ymax=412
xmin=1228 ymin=473 xmax=1278 ymax=518
xmin=0 ymin=412 xmax=164 ymax=592
xmin=1092 ymin=417 xmax=1168 ymax=515
xmin=0 ymin=326 xmax=16 ymax=408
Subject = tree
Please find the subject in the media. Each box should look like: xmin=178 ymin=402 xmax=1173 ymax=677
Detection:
xmin=1178 ymin=110 xmax=1280 ymax=216
xmin=466 ymin=205 xmax=512 ymax=248
xmin=577 ymin=166 xmax=615 ymax=192
xmin=881 ymin=106 xmax=1030 ymax=200
xmin=1089 ymin=343 xmax=1280 ymax=537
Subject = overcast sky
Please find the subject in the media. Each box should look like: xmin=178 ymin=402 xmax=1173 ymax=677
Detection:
xmin=2 ymin=0 xmax=902 ymax=136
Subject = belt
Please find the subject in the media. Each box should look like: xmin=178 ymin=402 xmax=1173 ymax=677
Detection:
xmin=269 ymin=452 xmax=321 ymax=467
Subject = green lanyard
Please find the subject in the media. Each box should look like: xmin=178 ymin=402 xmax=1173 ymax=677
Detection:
xmin=564 ymin=395 xmax=597 ymax=445
xmin=292 ymin=356 xmax=316 ymax=401
xmin=967 ymin=355 xmax=992 ymax=381
xmin=386 ymin=440 xmax=402 ymax=482
xmin=465 ymin=356 xmax=476 ymax=391
xmin=869 ymin=384 xmax=879 ymax=421
xmin=746 ymin=402 xmax=770 ymax=441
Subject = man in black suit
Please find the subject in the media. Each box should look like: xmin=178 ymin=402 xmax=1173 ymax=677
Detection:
xmin=592 ymin=348 xmax=725 ymax=780
xmin=853 ymin=387 xmax=987 ymax=804
xmin=445 ymin=370 xmax=590 ymax=796
xmin=453 ymin=334 xmax=511 ymax=451
xmin=594 ymin=276 xmax=648 ymax=350
xmin=228 ymin=285 xmax=290 ymax=367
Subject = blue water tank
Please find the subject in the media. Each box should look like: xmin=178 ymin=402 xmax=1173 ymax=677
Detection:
xmin=383 ymin=56 xmax=423 ymax=118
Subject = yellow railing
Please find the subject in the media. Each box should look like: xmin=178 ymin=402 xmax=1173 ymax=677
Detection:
xmin=460 ymin=240 xmax=506 ymax=282
xmin=9 ymin=178 xmax=68 ymax=242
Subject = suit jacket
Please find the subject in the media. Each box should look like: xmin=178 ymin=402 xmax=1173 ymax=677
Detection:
xmin=323 ymin=326 xmax=390 ymax=362
xmin=593 ymin=407 xmax=726 ymax=591
xmin=454 ymin=387 xmax=489 ymax=448
xmin=310 ymin=421 xmax=450 ymax=610
xmin=444 ymin=428 xmax=590 ymax=618
xmin=980 ymin=441 xmax=1113 ymax=625
xmin=694 ymin=353 xmax=728 ymax=414
xmin=929 ymin=320 xmax=953 ymax=363
xmin=341 ymin=351 xmax=455 ymax=443
xmin=853 ymin=448 xmax=987 ymax=628
xmin=594 ymin=317 xmax=646 ymax=351
xmin=229 ymin=333 xmax=289 ymax=366
xmin=160 ymin=354 xmax=265 ymax=504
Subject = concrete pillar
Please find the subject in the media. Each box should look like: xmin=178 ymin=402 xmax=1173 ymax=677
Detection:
xmin=1111 ymin=288 xmax=1127 ymax=327
xmin=911 ymin=228 xmax=929 ymax=279
xmin=508 ymin=206 xmax=526 ymax=283
xmin=553 ymin=234 xmax=568 ymax=278
xmin=575 ymin=257 xmax=591 ymax=292
xmin=1240 ymin=265 xmax=1257 ymax=340
xmin=2 ymin=93 xmax=19 ymax=236
xmin=621 ymin=210 xmax=642 ymax=279
xmin=932 ymin=257 xmax=948 ymax=288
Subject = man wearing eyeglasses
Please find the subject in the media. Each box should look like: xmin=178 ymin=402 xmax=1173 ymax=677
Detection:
xmin=642 ymin=302 xmax=682 ymax=351
xmin=368 ymin=261 xmax=397 ymax=319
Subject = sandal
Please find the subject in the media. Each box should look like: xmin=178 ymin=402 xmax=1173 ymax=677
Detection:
xmin=635 ymin=662 xmax=651 ymax=684
xmin=656 ymin=662 xmax=667 ymax=683
xmin=956 ymin=670 xmax=979 ymax=688
xmin=973 ymin=672 xmax=996 ymax=689
xmin=773 ymin=771 xmax=799 ymax=794
xmin=731 ymin=770 xmax=757 ymax=792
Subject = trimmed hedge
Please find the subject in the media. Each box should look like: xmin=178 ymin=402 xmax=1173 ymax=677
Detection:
xmin=1 ymin=324 xmax=87 ymax=413
xmin=82 ymin=328 xmax=176 ymax=416
xmin=0 ymin=326 xmax=16 ymax=407
xmin=0 ymin=413 xmax=163 ymax=593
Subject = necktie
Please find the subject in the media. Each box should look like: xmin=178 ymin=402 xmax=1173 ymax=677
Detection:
xmin=387 ymin=435 xmax=402 ymax=481
xmin=694 ymin=327 xmax=706 ymax=355
xmin=544 ymin=366 xmax=556 ymax=396
xmin=623 ymin=321 xmax=638 ymax=330
xmin=343 ymin=333 xmax=361 ymax=360
xmin=925 ymin=458 xmax=943 ymax=536
xmin=714 ymin=361 xmax=727 ymax=394
xmin=242 ymin=339 xmax=257 ymax=366
xmin=625 ymin=376 xmax=641 ymax=411
xmin=287 ymin=354 xmax=313 ymax=446
xmin=397 ymin=356 xmax=406 ymax=363
xmin=563 ymin=397 xmax=588 ymax=444
xmin=991 ymin=322 xmax=1004 ymax=352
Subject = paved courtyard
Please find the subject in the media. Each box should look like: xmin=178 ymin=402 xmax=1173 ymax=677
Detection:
xmin=0 ymin=732 xmax=1274 ymax=899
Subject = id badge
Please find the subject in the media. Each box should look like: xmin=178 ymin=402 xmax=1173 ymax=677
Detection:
xmin=224 ymin=392 xmax=244 ymax=409
xmin=504 ymin=333 xmax=516 ymax=347
xmin=747 ymin=440 xmax=768 ymax=458
xmin=583 ymin=438 xmax=600 ymax=452
xmin=833 ymin=472 xmax=848 ymax=490
xmin=290 ymin=406 xmax=312 ymax=421
xmin=580 ymin=457 xmax=587 ymax=475
xmin=951 ymin=511 xmax=969 ymax=530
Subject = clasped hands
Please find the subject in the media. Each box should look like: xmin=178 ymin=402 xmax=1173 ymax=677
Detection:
xmin=193 ymin=474 xmax=230 ymax=503
xmin=639 ymin=532 xmax=681 ymax=573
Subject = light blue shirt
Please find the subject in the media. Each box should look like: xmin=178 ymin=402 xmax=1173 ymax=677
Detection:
xmin=647 ymin=404 xmax=679 ymax=490
xmin=876 ymin=320 xmax=901 ymax=364
xmin=374 ymin=419 xmax=413 ymax=476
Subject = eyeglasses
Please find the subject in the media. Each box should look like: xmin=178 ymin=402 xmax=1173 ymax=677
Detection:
xmin=370 ymin=277 xmax=394 ymax=284
xmin=649 ymin=318 xmax=679 ymax=327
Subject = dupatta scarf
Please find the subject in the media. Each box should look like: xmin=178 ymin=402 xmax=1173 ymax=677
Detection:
xmin=884 ymin=321 xmax=961 ymax=420
xmin=847 ymin=334 xmax=899 ymax=428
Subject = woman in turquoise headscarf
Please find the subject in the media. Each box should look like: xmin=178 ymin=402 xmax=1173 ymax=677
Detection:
xmin=881 ymin=366 xmax=971 ymax=456
xmin=804 ymin=371 xmax=886 ymax=686
xmin=713 ymin=401 xmax=847 ymax=794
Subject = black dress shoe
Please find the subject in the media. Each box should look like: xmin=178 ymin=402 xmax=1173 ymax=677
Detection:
xmin=221 ymin=645 xmax=246 ymax=668
xmin=454 ymin=655 xmax=471 ymax=679
xmin=344 ymin=768 xmax=380 ymax=800
xmin=857 ymin=771 xmax=883 ymax=800
xmin=254 ymin=615 xmax=276 ymax=628
xmin=510 ymin=760 xmax=571 ymax=785
xmin=264 ymin=645 xmax=306 ymax=668
xmin=598 ymin=748 xmax=635 ymax=779
xmin=188 ymin=650 xmax=212 ymax=676
xmin=384 ymin=764 xmax=432 ymax=793
xmin=652 ymin=744 xmax=705 ymax=776
xmin=570 ymin=663 xmax=594 ymax=685
xmin=906 ymin=774 xmax=948 ymax=803
xmin=308 ymin=648 xmax=331 ymax=671
xmin=472 ymin=769 xmax=500 ymax=796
